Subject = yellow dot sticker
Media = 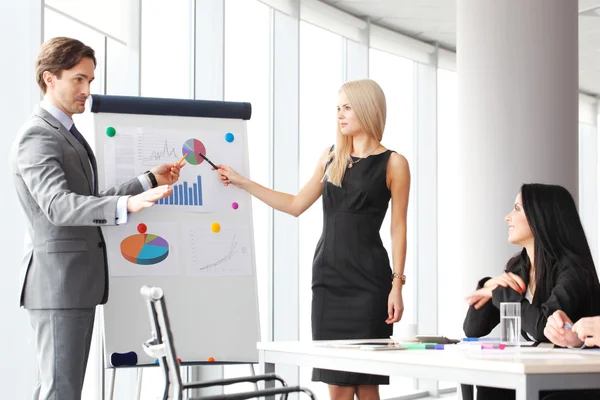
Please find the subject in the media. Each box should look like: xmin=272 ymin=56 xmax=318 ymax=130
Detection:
xmin=211 ymin=223 xmax=221 ymax=233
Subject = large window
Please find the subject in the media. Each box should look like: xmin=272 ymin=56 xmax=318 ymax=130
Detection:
xmin=436 ymin=68 xmax=460 ymax=338
xmin=298 ymin=21 xmax=344 ymax=399
xmin=369 ymin=48 xmax=417 ymax=397
xmin=223 ymin=0 xmax=272 ymax=392
xmin=140 ymin=0 xmax=192 ymax=99
xmin=224 ymin=0 xmax=271 ymax=346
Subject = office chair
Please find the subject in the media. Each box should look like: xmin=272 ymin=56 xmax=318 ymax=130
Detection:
xmin=140 ymin=285 xmax=316 ymax=400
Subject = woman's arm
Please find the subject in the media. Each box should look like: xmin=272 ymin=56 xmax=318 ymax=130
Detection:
xmin=463 ymin=277 xmax=502 ymax=337
xmin=217 ymin=147 xmax=331 ymax=217
xmin=492 ymin=264 xmax=589 ymax=341
xmin=388 ymin=153 xmax=410 ymax=283
xmin=386 ymin=153 xmax=410 ymax=323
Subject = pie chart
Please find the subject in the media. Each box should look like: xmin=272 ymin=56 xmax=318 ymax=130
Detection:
xmin=182 ymin=138 xmax=207 ymax=165
xmin=121 ymin=233 xmax=169 ymax=265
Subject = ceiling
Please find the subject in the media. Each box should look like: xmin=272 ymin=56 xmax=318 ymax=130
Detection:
xmin=321 ymin=0 xmax=600 ymax=95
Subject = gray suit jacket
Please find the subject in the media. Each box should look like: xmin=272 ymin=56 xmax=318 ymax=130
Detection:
xmin=10 ymin=106 xmax=144 ymax=309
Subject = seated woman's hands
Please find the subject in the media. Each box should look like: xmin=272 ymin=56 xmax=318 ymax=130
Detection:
xmin=544 ymin=310 xmax=584 ymax=347
xmin=465 ymin=272 xmax=525 ymax=310
xmin=573 ymin=317 xmax=600 ymax=347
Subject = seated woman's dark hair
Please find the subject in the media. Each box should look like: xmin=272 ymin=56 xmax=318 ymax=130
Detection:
xmin=505 ymin=183 xmax=599 ymax=308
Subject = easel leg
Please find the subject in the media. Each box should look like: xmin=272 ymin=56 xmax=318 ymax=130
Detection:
xmin=135 ymin=368 xmax=143 ymax=400
xmin=101 ymin=353 xmax=105 ymax=400
xmin=249 ymin=364 xmax=258 ymax=391
xmin=108 ymin=368 xmax=116 ymax=400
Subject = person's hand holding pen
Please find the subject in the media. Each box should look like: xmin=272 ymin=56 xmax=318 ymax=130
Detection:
xmin=149 ymin=158 xmax=186 ymax=186
xmin=216 ymin=165 xmax=248 ymax=188
xmin=572 ymin=316 xmax=600 ymax=348
xmin=544 ymin=310 xmax=583 ymax=348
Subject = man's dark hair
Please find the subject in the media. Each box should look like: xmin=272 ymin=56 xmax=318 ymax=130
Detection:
xmin=35 ymin=37 xmax=96 ymax=94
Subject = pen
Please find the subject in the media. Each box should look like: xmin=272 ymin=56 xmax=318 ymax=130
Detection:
xmin=178 ymin=154 xmax=188 ymax=165
xmin=198 ymin=152 xmax=219 ymax=170
xmin=403 ymin=343 xmax=439 ymax=350
xmin=403 ymin=344 xmax=427 ymax=350
xmin=463 ymin=337 xmax=500 ymax=342
xmin=425 ymin=344 xmax=445 ymax=350
xmin=564 ymin=323 xmax=587 ymax=348
xmin=481 ymin=344 xmax=506 ymax=350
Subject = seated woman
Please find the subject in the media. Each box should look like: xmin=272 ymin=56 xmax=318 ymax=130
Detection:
xmin=461 ymin=183 xmax=600 ymax=400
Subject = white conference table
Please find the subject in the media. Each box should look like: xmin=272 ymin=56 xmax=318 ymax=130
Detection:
xmin=258 ymin=339 xmax=600 ymax=400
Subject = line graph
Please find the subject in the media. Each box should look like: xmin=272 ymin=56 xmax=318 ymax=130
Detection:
xmin=184 ymin=227 xmax=252 ymax=277
xmin=139 ymin=136 xmax=178 ymax=167
xmin=197 ymin=235 xmax=243 ymax=271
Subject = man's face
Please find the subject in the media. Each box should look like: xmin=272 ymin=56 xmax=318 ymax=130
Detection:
xmin=44 ymin=57 xmax=95 ymax=117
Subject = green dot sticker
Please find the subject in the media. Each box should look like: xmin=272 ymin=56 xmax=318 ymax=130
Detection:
xmin=106 ymin=126 xmax=116 ymax=137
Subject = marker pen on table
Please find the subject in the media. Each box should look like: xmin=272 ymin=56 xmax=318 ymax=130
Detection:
xmin=481 ymin=344 xmax=506 ymax=350
xmin=404 ymin=343 xmax=442 ymax=350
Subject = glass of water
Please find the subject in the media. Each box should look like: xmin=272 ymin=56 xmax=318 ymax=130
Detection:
xmin=500 ymin=302 xmax=521 ymax=346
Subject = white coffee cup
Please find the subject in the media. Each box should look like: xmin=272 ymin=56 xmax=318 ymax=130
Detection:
xmin=396 ymin=322 xmax=417 ymax=339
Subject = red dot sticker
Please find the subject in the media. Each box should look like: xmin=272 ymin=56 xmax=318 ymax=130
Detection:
xmin=137 ymin=223 xmax=147 ymax=234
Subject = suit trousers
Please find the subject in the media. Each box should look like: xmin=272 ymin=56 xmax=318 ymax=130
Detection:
xmin=28 ymin=308 xmax=96 ymax=400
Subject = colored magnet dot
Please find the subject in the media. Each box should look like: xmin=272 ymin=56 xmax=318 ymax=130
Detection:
xmin=177 ymin=358 xmax=182 ymax=363
xmin=155 ymin=359 xmax=159 ymax=364
xmin=137 ymin=223 xmax=147 ymax=234
xmin=208 ymin=357 xmax=215 ymax=362
xmin=225 ymin=132 xmax=234 ymax=143
xmin=106 ymin=126 xmax=116 ymax=137
xmin=232 ymin=202 xmax=239 ymax=210
xmin=211 ymin=223 xmax=221 ymax=233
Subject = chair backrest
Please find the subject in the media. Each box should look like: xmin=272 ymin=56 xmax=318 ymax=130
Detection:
xmin=141 ymin=286 xmax=317 ymax=400
xmin=141 ymin=285 xmax=185 ymax=400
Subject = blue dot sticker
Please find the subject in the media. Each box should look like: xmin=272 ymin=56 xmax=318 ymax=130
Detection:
xmin=225 ymin=132 xmax=235 ymax=143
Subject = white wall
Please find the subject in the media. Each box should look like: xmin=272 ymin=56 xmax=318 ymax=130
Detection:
xmin=579 ymin=95 xmax=599 ymax=266
xmin=455 ymin=0 xmax=579 ymax=338
xmin=0 ymin=0 xmax=42 ymax=398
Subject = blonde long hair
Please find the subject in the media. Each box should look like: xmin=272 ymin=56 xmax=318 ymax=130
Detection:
xmin=326 ymin=79 xmax=387 ymax=187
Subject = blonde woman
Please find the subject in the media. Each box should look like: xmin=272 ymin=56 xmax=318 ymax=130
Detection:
xmin=217 ymin=79 xmax=410 ymax=400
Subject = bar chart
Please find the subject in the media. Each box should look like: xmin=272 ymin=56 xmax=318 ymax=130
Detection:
xmin=157 ymin=175 xmax=203 ymax=206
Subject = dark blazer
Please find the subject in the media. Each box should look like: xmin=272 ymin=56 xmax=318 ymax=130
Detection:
xmin=463 ymin=253 xmax=600 ymax=342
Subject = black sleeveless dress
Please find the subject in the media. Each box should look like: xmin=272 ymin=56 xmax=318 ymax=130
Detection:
xmin=311 ymin=149 xmax=395 ymax=386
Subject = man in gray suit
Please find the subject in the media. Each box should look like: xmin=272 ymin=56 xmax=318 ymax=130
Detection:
xmin=10 ymin=37 xmax=183 ymax=400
